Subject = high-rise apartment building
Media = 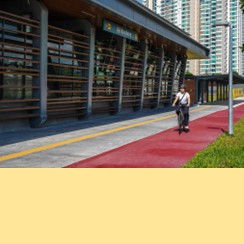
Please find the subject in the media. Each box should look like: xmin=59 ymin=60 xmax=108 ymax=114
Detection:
xmin=159 ymin=0 xmax=183 ymax=28
xmin=142 ymin=0 xmax=158 ymax=13
xmin=159 ymin=0 xmax=200 ymax=74
xmin=242 ymin=14 xmax=244 ymax=74
xmin=200 ymin=0 xmax=243 ymax=75
xmin=149 ymin=0 xmax=244 ymax=75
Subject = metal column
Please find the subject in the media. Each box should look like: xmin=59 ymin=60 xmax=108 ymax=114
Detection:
xmin=118 ymin=38 xmax=126 ymax=113
xmin=157 ymin=46 xmax=164 ymax=108
xmin=169 ymin=53 xmax=177 ymax=105
xmin=84 ymin=23 xmax=95 ymax=117
xmin=30 ymin=0 xmax=48 ymax=128
xmin=140 ymin=40 xmax=148 ymax=111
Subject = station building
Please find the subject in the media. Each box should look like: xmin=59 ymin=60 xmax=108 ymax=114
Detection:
xmin=0 ymin=0 xmax=209 ymax=132
xmin=185 ymin=74 xmax=244 ymax=104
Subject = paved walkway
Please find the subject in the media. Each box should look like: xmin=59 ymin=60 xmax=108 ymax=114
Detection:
xmin=66 ymin=103 xmax=244 ymax=168
xmin=0 ymin=98 xmax=244 ymax=168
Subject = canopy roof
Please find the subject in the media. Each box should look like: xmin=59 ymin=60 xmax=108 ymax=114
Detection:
xmin=41 ymin=0 xmax=210 ymax=59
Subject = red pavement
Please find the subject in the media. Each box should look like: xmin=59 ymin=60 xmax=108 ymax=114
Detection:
xmin=65 ymin=104 xmax=244 ymax=168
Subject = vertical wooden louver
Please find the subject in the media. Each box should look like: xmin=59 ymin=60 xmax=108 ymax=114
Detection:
xmin=0 ymin=10 xmax=40 ymax=120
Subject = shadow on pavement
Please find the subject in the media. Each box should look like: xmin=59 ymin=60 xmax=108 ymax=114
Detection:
xmin=207 ymin=127 xmax=226 ymax=133
xmin=0 ymin=106 xmax=176 ymax=146
xmin=1 ymin=97 xmax=243 ymax=147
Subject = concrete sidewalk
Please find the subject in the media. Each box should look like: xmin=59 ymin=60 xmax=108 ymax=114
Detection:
xmin=0 ymin=98 xmax=244 ymax=168
xmin=65 ymin=102 xmax=244 ymax=168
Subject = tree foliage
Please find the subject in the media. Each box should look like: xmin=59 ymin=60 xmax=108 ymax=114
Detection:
xmin=241 ymin=0 xmax=244 ymax=13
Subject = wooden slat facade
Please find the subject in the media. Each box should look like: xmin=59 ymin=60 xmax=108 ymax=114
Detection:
xmin=47 ymin=25 xmax=90 ymax=119
xmin=92 ymin=32 xmax=121 ymax=114
xmin=143 ymin=47 xmax=162 ymax=109
xmin=0 ymin=0 xmax=204 ymax=130
xmin=122 ymin=40 xmax=144 ymax=110
xmin=0 ymin=10 xmax=40 ymax=121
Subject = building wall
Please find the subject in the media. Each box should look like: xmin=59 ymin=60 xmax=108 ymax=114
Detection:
xmin=0 ymin=2 xmax=189 ymax=131
xmin=184 ymin=78 xmax=196 ymax=104
xmin=200 ymin=0 xmax=243 ymax=75
xmin=242 ymin=14 xmax=244 ymax=75
xmin=155 ymin=0 xmax=244 ymax=76
xmin=188 ymin=1 xmax=200 ymax=75
xmin=143 ymin=0 xmax=158 ymax=12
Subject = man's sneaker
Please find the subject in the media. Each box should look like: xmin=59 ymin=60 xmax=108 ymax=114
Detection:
xmin=185 ymin=126 xmax=189 ymax=130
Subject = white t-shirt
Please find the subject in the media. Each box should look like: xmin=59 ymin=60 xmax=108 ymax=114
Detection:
xmin=176 ymin=92 xmax=190 ymax=105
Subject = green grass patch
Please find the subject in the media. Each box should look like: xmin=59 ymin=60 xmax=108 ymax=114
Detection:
xmin=184 ymin=117 xmax=244 ymax=168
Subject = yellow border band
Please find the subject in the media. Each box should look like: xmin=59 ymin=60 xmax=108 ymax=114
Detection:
xmin=0 ymin=106 xmax=210 ymax=162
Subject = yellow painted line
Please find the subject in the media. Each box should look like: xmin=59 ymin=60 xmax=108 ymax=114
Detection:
xmin=0 ymin=106 xmax=211 ymax=162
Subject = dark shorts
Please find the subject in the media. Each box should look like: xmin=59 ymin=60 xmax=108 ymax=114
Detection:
xmin=176 ymin=104 xmax=189 ymax=126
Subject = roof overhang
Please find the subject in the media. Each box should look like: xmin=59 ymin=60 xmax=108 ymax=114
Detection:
xmin=39 ymin=0 xmax=209 ymax=59
xmin=187 ymin=74 xmax=244 ymax=84
xmin=88 ymin=0 xmax=209 ymax=59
